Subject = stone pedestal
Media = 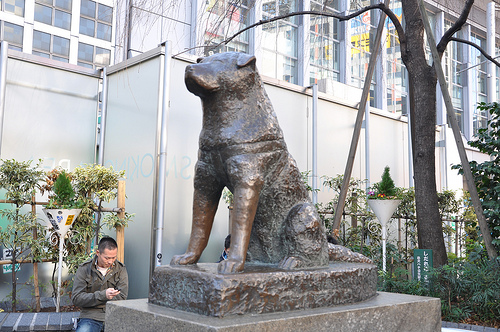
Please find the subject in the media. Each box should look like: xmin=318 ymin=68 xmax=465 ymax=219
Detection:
xmin=149 ymin=262 xmax=377 ymax=317
xmin=105 ymin=292 xmax=442 ymax=332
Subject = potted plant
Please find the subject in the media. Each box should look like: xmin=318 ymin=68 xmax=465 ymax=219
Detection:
xmin=367 ymin=166 xmax=402 ymax=272
xmin=42 ymin=170 xmax=84 ymax=312
xmin=43 ymin=170 xmax=84 ymax=237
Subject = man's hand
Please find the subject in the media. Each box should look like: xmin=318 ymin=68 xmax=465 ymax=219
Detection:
xmin=105 ymin=288 xmax=121 ymax=300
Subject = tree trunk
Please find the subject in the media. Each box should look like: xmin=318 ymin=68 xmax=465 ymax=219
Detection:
xmin=401 ymin=0 xmax=448 ymax=267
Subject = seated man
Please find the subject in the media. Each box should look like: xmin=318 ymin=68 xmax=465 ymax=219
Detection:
xmin=72 ymin=237 xmax=128 ymax=332
xmin=218 ymin=234 xmax=231 ymax=263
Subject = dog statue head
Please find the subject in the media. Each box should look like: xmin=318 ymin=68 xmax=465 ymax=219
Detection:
xmin=185 ymin=52 xmax=257 ymax=99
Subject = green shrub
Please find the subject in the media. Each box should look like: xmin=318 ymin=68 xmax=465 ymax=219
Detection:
xmin=379 ymin=246 xmax=500 ymax=326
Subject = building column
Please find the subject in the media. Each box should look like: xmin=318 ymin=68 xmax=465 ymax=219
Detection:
xmin=190 ymin=0 xmax=206 ymax=56
xmin=251 ymin=0 xmax=263 ymax=70
xmin=339 ymin=0 xmax=350 ymax=84
xmin=298 ymin=0 xmax=310 ymax=87
xmin=375 ymin=21 xmax=386 ymax=111
xmin=435 ymin=11 xmax=446 ymax=127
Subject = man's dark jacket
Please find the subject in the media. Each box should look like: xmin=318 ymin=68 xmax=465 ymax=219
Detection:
xmin=71 ymin=256 xmax=128 ymax=322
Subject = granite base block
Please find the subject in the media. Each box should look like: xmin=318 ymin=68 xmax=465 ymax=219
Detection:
xmin=149 ymin=262 xmax=377 ymax=317
xmin=105 ymin=292 xmax=441 ymax=332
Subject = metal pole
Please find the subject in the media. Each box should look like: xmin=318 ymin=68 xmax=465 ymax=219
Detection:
xmin=312 ymin=84 xmax=318 ymax=205
xmin=154 ymin=42 xmax=172 ymax=267
xmin=0 ymin=42 xmax=8 ymax=157
xmin=417 ymin=0 xmax=497 ymax=259
xmin=98 ymin=67 xmax=109 ymax=165
xmin=487 ymin=2 xmax=496 ymax=103
xmin=56 ymin=234 xmax=64 ymax=312
xmin=407 ymin=110 xmax=414 ymax=187
xmin=365 ymin=102 xmax=370 ymax=192
xmin=382 ymin=225 xmax=387 ymax=272
xmin=333 ymin=0 xmax=391 ymax=231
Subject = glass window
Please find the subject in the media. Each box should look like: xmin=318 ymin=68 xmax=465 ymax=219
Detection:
xmin=97 ymin=3 xmax=112 ymax=23
xmin=386 ymin=0 xmax=407 ymax=114
xmin=79 ymin=17 xmax=95 ymax=36
xmin=53 ymin=35 xmax=69 ymax=57
xmin=34 ymin=0 xmax=71 ymax=30
xmin=442 ymin=20 xmax=464 ymax=129
xmin=1 ymin=21 xmax=22 ymax=51
xmin=261 ymin=0 xmax=298 ymax=83
xmin=34 ymin=3 xmax=53 ymax=25
xmin=4 ymin=22 xmax=23 ymax=48
xmin=471 ymin=32 xmax=488 ymax=135
xmin=350 ymin=0 xmax=376 ymax=107
xmin=95 ymin=47 xmax=110 ymax=65
xmin=78 ymin=42 xmax=111 ymax=69
xmin=33 ymin=51 xmax=51 ymax=58
xmin=33 ymin=30 xmax=70 ymax=63
xmin=96 ymin=22 xmax=111 ymax=41
xmin=80 ymin=0 xmax=95 ymax=18
xmin=55 ymin=0 xmax=71 ymax=11
xmin=55 ymin=9 xmax=71 ymax=29
xmin=202 ymin=0 xmax=249 ymax=55
xmin=52 ymin=55 xmax=69 ymax=63
xmin=4 ymin=0 xmax=25 ymax=16
xmin=78 ymin=42 xmax=94 ymax=63
xmin=309 ymin=0 xmax=340 ymax=94
xmin=79 ymin=0 xmax=112 ymax=41
xmin=33 ymin=30 xmax=51 ymax=53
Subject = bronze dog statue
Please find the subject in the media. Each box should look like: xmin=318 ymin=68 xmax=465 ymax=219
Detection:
xmin=170 ymin=52 xmax=329 ymax=273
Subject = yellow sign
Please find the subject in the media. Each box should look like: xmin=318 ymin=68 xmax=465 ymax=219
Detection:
xmin=65 ymin=215 xmax=75 ymax=226
xmin=351 ymin=32 xmax=370 ymax=54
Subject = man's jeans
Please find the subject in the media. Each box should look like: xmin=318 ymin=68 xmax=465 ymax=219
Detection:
xmin=75 ymin=318 xmax=104 ymax=332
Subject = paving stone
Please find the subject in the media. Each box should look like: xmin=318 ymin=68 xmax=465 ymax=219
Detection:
xmin=33 ymin=313 xmax=50 ymax=331
xmin=446 ymin=322 xmax=460 ymax=328
xmin=46 ymin=313 xmax=61 ymax=331
xmin=484 ymin=327 xmax=498 ymax=332
xmin=15 ymin=313 xmax=35 ymax=331
xmin=61 ymin=313 xmax=77 ymax=330
xmin=0 ymin=313 xmax=7 ymax=325
xmin=0 ymin=313 xmax=20 ymax=332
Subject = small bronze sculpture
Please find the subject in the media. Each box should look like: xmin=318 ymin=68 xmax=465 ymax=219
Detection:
xmin=171 ymin=52 xmax=328 ymax=273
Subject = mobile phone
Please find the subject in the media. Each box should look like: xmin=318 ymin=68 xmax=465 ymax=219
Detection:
xmin=114 ymin=286 xmax=121 ymax=291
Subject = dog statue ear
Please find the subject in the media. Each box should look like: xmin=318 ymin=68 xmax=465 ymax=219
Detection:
xmin=236 ymin=54 xmax=256 ymax=69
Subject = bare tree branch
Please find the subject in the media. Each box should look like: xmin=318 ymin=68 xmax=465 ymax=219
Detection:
xmin=436 ymin=0 xmax=474 ymax=55
xmin=173 ymin=3 xmax=404 ymax=57
xmin=451 ymin=37 xmax=500 ymax=68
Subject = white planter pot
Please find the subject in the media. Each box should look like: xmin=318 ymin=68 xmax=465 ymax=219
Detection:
xmin=367 ymin=199 xmax=401 ymax=228
xmin=42 ymin=208 xmax=82 ymax=237
xmin=367 ymin=199 xmax=401 ymax=273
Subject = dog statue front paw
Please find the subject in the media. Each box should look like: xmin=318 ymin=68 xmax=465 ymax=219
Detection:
xmin=170 ymin=252 xmax=200 ymax=266
xmin=217 ymin=259 xmax=244 ymax=274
